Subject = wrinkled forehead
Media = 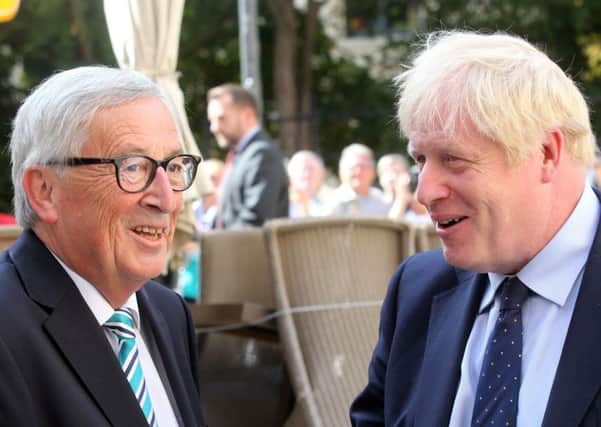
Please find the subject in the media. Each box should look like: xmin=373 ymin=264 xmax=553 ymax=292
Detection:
xmin=407 ymin=129 xmax=446 ymax=154
xmin=88 ymin=98 xmax=180 ymax=156
xmin=406 ymin=119 xmax=490 ymax=156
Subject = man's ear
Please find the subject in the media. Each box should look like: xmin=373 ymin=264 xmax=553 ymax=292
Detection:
xmin=22 ymin=167 xmax=59 ymax=223
xmin=541 ymin=129 xmax=564 ymax=183
xmin=242 ymin=105 xmax=258 ymax=126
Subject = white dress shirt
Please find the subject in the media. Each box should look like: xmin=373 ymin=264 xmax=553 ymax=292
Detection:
xmin=326 ymin=185 xmax=390 ymax=216
xmin=53 ymin=257 xmax=180 ymax=427
xmin=449 ymin=184 xmax=600 ymax=426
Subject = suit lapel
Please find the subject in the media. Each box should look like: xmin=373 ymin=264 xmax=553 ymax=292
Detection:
xmin=44 ymin=287 xmax=148 ymax=426
xmin=415 ymin=270 xmax=488 ymax=427
xmin=10 ymin=230 xmax=148 ymax=427
xmin=542 ymin=221 xmax=601 ymax=427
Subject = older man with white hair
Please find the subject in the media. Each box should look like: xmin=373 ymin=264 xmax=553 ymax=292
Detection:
xmin=1 ymin=66 xmax=206 ymax=426
xmin=326 ymin=142 xmax=389 ymax=217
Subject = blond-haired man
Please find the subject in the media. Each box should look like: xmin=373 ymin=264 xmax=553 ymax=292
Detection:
xmin=352 ymin=31 xmax=599 ymax=427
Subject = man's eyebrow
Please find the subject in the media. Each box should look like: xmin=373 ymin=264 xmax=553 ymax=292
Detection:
xmin=166 ymin=148 xmax=184 ymax=157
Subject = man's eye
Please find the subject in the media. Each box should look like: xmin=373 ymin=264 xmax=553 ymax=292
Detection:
xmin=122 ymin=159 xmax=149 ymax=174
xmin=167 ymin=163 xmax=183 ymax=173
xmin=443 ymin=155 xmax=460 ymax=163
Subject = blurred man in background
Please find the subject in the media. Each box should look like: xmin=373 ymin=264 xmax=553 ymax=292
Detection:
xmin=207 ymin=83 xmax=288 ymax=228
xmin=326 ymin=143 xmax=389 ymax=216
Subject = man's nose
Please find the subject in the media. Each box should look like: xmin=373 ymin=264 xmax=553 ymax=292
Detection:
xmin=144 ymin=167 xmax=178 ymax=213
xmin=415 ymin=163 xmax=449 ymax=208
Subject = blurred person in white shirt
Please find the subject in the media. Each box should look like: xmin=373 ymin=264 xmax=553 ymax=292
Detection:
xmin=326 ymin=143 xmax=389 ymax=216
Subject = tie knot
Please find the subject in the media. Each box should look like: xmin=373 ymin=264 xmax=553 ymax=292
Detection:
xmin=498 ymin=277 xmax=529 ymax=311
xmin=105 ymin=307 xmax=137 ymax=341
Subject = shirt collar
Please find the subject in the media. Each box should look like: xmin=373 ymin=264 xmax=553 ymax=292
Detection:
xmin=480 ymin=184 xmax=599 ymax=313
xmin=50 ymin=253 xmax=140 ymax=328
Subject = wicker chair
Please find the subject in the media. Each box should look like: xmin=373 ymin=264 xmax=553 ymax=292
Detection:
xmin=265 ymin=217 xmax=414 ymax=427
xmin=198 ymin=227 xmax=274 ymax=307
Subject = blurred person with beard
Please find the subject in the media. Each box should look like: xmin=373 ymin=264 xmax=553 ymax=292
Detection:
xmin=206 ymin=83 xmax=288 ymax=229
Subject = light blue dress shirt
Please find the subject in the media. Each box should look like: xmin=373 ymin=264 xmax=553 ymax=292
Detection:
xmin=449 ymin=184 xmax=600 ymax=426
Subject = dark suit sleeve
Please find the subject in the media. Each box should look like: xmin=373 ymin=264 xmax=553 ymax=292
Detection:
xmin=235 ymin=142 xmax=287 ymax=227
xmin=350 ymin=264 xmax=405 ymax=426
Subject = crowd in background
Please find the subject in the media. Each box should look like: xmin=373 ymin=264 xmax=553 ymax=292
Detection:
xmin=194 ymin=138 xmax=601 ymax=235
xmin=194 ymin=140 xmax=432 ymax=233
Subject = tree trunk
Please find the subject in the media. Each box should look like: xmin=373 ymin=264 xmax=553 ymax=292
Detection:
xmin=269 ymin=0 xmax=298 ymax=156
xmin=298 ymin=0 xmax=321 ymax=151
xmin=68 ymin=0 xmax=93 ymax=61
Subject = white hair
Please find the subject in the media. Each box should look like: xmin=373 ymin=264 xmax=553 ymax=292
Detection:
xmin=287 ymin=150 xmax=325 ymax=175
xmin=338 ymin=143 xmax=375 ymax=176
xmin=10 ymin=66 xmax=167 ymax=228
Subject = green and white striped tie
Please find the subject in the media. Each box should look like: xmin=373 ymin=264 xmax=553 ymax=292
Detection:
xmin=105 ymin=307 xmax=158 ymax=427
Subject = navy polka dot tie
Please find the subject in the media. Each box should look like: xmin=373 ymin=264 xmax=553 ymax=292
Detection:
xmin=471 ymin=277 xmax=529 ymax=426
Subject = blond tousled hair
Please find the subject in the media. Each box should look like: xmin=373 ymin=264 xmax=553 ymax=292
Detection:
xmin=395 ymin=30 xmax=596 ymax=165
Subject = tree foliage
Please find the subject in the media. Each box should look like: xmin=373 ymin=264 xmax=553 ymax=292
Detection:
xmin=0 ymin=0 xmax=113 ymax=213
xmin=0 ymin=0 xmax=601 ymax=213
xmin=179 ymin=0 xmax=398 ymax=169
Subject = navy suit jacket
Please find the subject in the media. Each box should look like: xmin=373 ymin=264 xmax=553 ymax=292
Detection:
xmin=218 ymin=131 xmax=289 ymax=229
xmin=0 ymin=230 xmax=206 ymax=426
xmin=351 ymin=202 xmax=601 ymax=426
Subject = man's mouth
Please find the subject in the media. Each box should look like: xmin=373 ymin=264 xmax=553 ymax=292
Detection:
xmin=133 ymin=226 xmax=167 ymax=241
xmin=437 ymin=217 xmax=466 ymax=229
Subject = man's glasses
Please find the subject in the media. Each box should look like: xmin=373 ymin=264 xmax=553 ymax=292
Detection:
xmin=47 ymin=154 xmax=202 ymax=193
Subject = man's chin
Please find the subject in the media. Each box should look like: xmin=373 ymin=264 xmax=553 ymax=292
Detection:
xmin=130 ymin=257 xmax=167 ymax=281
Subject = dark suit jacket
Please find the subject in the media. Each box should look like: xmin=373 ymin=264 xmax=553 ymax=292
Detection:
xmin=0 ymin=230 xmax=206 ymax=427
xmin=351 ymin=205 xmax=601 ymax=426
xmin=218 ymin=131 xmax=288 ymax=229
